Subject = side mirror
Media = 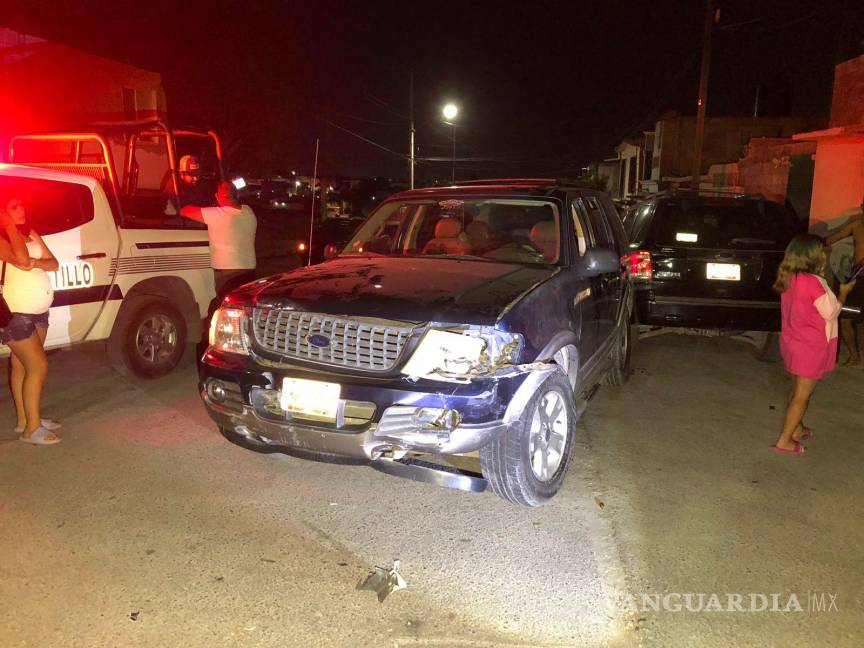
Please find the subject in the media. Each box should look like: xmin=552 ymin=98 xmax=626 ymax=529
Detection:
xmin=581 ymin=248 xmax=621 ymax=277
xmin=323 ymin=244 xmax=339 ymax=260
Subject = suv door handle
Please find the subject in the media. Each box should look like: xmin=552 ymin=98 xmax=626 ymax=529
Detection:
xmin=77 ymin=252 xmax=107 ymax=260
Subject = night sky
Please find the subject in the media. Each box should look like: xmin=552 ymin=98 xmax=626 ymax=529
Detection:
xmin=6 ymin=0 xmax=863 ymax=181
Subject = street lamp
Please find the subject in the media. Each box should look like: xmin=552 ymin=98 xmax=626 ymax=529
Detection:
xmin=442 ymin=103 xmax=459 ymax=184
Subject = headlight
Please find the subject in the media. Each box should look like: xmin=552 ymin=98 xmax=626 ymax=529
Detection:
xmin=208 ymin=307 xmax=249 ymax=355
xmin=402 ymin=326 xmax=522 ymax=382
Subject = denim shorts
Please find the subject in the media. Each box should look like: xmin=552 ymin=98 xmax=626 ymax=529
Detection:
xmin=0 ymin=311 xmax=50 ymax=345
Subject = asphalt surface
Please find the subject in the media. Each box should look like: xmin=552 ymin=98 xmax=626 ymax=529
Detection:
xmin=1 ymin=334 xmax=862 ymax=647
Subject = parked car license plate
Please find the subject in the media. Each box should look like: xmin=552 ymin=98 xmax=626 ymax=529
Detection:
xmin=280 ymin=377 xmax=341 ymax=420
xmin=706 ymin=262 xmax=740 ymax=281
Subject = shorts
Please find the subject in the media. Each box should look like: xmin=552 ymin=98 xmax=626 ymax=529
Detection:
xmin=0 ymin=311 xmax=50 ymax=345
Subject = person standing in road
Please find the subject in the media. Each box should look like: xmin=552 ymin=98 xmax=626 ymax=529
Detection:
xmin=823 ymin=202 xmax=864 ymax=366
xmin=772 ymin=234 xmax=855 ymax=455
xmin=0 ymin=195 xmax=62 ymax=445
xmin=180 ymin=180 xmax=257 ymax=299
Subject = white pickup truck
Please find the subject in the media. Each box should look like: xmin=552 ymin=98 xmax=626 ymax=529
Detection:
xmin=0 ymin=124 xmax=219 ymax=377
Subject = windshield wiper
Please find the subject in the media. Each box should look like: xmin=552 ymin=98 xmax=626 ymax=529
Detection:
xmin=422 ymin=254 xmax=491 ymax=261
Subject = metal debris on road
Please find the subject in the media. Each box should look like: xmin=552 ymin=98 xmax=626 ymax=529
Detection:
xmin=356 ymin=559 xmax=407 ymax=602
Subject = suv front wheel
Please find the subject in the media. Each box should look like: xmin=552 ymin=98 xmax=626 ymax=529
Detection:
xmin=480 ymin=372 xmax=577 ymax=507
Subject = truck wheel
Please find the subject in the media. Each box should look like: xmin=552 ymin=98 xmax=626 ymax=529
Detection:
xmin=480 ymin=372 xmax=577 ymax=507
xmin=119 ymin=298 xmax=187 ymax=379
xmin=603 ymin=318 xmax=635 ymax=386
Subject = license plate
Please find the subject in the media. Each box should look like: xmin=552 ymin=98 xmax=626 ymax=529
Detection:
xmin=280 ymin=377 xmax=341 ymax=421
xmin=706 ymin=263 xmax=740 ymax=281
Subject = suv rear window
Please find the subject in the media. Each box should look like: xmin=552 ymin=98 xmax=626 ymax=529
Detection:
xmin=648 ymin=199 xmax=797 ymax=250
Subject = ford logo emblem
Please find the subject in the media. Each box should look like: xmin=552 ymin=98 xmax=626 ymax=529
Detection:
xmin=307 ymin=334 xmax=331 ymax=348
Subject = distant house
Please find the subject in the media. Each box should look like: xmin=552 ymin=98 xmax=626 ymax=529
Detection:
xmin=605 ymin=114 xmax=811 ymax=202
xmin=0 ymin=27 xmax=166 ymax=156
xmin=794 ymin=53 xmax=864 ymax=231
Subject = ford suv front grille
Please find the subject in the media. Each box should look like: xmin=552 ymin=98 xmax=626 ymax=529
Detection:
xmin=252 ymin=309 xmax=415 ymax=371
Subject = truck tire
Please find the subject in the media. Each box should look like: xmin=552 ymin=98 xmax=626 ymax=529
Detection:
xmin=113 ymin=297 xmax=187 ymax=379
xmin=480 ymin=372 xmax=577 ymax=507
xmin=603 ymin=318 xmax=635 ymax=386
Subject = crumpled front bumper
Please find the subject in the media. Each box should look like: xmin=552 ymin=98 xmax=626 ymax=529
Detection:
xmin=198 ymin=350 xmax=529 ymax=463
xmin=203 ymin=395 xmax=509 ymax=462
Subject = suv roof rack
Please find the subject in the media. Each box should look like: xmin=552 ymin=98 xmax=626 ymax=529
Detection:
xmin=645 ymin=188 xmax=768 ymax=201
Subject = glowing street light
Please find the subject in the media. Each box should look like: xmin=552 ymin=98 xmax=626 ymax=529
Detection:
xmin=442 ymin=103 xmax=459 ymax=184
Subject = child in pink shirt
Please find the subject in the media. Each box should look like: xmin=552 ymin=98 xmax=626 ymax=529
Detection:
xmin=772 ymin=234 xmax=855 ymax=455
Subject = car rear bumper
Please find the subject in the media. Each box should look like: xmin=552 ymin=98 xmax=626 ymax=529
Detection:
xmin=635 ymin=292 xmax=780 ymax=331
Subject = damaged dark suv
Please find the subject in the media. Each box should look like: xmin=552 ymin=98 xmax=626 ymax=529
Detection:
xmin=200 ymin=180 xmax=634 ymax=506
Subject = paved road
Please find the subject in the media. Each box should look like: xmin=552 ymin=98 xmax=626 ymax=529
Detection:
xmin=1 ymin=334 xmax=862 ymax=647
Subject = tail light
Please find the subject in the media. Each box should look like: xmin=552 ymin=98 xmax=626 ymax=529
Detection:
xmin=624 ymin=250 xmax=653 ymax=281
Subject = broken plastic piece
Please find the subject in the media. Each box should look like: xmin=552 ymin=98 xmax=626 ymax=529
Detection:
xmin=356 ymin=559 xmax=407 ymax=602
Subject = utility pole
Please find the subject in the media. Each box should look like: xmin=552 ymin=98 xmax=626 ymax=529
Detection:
xmin=691 ymin=0 xmax=717 ymax=189
xmin=409 ymin=72 xmax=415 ymax=189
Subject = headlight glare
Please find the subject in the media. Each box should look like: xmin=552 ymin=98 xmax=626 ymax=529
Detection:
xmin=208 ymin=307 xmax=249 ymax=355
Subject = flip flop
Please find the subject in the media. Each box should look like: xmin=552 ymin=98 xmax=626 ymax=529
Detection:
xmin=771 ymin=442 xmax=805 ymax=455
xmin=14 ymin=418 xmax=62 ymax=434
xmin=793 ymin=426 xmax=814 ymax=442
xmin=19 ymin=426 xmax=62 ymax=446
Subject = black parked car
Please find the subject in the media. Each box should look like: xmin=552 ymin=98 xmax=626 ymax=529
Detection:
xmin=200 ymin=180 xmax=633 ymax=506
xmin=623 ymin=192 xmax=803 ymax=331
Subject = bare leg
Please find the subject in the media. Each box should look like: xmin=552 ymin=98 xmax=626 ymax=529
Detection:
xmin=10 ymin=326 xmax=49 ymax=430
xmin=10 ymin=349 xmax=26 ymax=429
xmin=7 ymin=333 xmax=52 ymax=439
xmin=775 ymin=375 xmax=818 ymax=450
xmin=840 ymin=320 xmax=860 ymax=366
xmin=785 ymin=377 xmax=805 ymax=440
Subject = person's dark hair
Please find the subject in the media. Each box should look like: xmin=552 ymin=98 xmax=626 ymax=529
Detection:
xmin=774 ymin=234 xmax=825 ymax=294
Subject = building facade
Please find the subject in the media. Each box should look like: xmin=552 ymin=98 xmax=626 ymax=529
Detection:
xmin=0 ymin=27 xmax=166 ymax=157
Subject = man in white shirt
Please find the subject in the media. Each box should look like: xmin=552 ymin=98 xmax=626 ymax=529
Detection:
xmin=180 ymin=181 xmax=258 ymax=298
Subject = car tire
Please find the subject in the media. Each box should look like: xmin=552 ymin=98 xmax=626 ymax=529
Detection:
xmin=603 ymin=318 xmax=635 ymax=386
xmin=117 ymin=298 xmax=187 ymax=379
xmin=480 ymin=372 xmax=577 ymax=507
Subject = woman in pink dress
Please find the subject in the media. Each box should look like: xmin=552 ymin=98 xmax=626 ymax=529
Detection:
xmin=772 ymin=234 xmax=856 ymax=455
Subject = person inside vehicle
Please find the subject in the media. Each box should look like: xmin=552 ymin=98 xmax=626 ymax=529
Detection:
xmin=0 ymin=195 xmax=62 ymax=445
xmin=180 ymin=180 xmax=258 ymax=299
xmin=823 ymin=201 xmax=864 ymax=366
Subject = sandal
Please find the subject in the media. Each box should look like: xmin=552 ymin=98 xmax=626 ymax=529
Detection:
xmin=14 ymin=418 xmax=62 ymax=434
xmin=771 ymin=442 xmax=805 ymax=455
xmin=19 ymin=426 xmax=62 ymax=446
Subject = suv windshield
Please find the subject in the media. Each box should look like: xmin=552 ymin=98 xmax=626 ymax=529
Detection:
xmin=342 ymin=198 xmax=561 ymax=264
xmin=649 ymin=199 xmax=797 ymax=250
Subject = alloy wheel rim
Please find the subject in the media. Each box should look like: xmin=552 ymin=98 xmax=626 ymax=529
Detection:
xmin=528 ymin=390 xmax=569 ymax=482
xmin=135 ymin=315 xmax=178 ymax=364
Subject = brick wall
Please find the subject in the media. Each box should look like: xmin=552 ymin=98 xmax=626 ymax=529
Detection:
xmin=830 ymin=54 xmax=864 ymax=127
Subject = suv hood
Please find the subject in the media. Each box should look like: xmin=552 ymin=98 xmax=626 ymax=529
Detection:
xmin=250 ymin=256 xmax=557 ymax=324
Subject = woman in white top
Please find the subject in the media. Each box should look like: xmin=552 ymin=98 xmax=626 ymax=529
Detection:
xmin=0 ymin=195 xmax=61 ymax=445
